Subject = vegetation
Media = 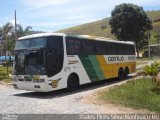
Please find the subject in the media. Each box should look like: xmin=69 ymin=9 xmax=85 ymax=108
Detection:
xmin=0 ymin=22 xmax=14 ymax=55
xmin=0 ymin=66 xmax=12 ymax=83
xmin=103 ymin=62 xmax=160 ymax=113
xmin=0 ymin=22 xmax=14 ymax=76
xmin=16 ymin=24 xmax=32 ymax=38
xmin=103 ymin=78 xmax=160 ymax=112
xmin=109 ymin=3 xmax=152 ymax=57
xmin=57 ymin=10 xmax=160 ymax=47
xmin=143 ymin=61 xmax=160 ymax=89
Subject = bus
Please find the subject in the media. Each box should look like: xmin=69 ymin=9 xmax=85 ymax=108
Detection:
xmin=12 ymin=33 xmax=136 ymax=92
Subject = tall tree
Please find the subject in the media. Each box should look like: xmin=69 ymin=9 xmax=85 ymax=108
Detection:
xmin=0 ymin=22 xmax=14 ymax=56
xmin=109 ymin=3 xmax=153 ymax=57
xmin=16 ymin=24 xmax=32 ymax=38
xmin=0 ymin=22 xmax=14 ymax=76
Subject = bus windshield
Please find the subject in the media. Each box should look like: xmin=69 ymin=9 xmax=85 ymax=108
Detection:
xmin=15 ymin=37 xmax=47 ymax=50
xmin=13 ymin=50 xmax=46 ymax=75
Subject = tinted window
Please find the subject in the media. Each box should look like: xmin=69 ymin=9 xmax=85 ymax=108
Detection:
xmin=123 ymin=44 xmax=135 ymax=55
xmin=130 ymin=45 xmax=135 ymax=55
xmin=66 ymin=38 xmax=82 ymax=55
xmin=116 ymin=44 xmax=124 ymax=55
xmin=47 ymin=36 xmax=63 ymax=49
xmin=107 ymin=43 xmax=117 ymax=55
xmin=82 ymin=40 xmax=95 ymax=54
xmin=15 ymin=38 xmax=47 ymax=50
xmin=96 ymin=41 xmax=105 ymax=55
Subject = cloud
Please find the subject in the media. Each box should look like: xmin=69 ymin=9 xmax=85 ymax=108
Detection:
xmin=21 ymin=0 xmax=75 ymax=11
xmin=9 ymin=19 xmax=20 ymax=26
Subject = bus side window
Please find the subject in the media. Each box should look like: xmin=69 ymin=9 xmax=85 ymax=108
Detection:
xmin=131 ymin=45 xmax=135 ymax=55
xmin=108 ymin=43 xmax=116 ymax=55
xmin=118 ymin=44 xmax=124 ymax=55
xmin=124 ymin=44 xmax=128 ymax=55
xmin=66 ymin=38 xmax=82 ymax=55
xmin=82 ymin=40 xmax=95 ymax=55
xmin=96 ymin=41 xmax=105 ymax=55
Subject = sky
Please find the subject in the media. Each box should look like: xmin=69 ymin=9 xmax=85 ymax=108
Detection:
xmin=0 ymin=0 xmax=159 ymax=32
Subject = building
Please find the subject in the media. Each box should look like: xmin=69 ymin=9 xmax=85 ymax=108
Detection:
xmin=142 ymin=44 xmax=160 ymax=57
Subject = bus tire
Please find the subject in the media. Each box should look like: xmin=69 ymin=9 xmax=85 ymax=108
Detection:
xmin=124 ymin=67 xmax=129 ymax=78
xmin=118 ymin=68 xmax=124 ymax=80
xmin=67 ymin=73 xmax=79 ymax=92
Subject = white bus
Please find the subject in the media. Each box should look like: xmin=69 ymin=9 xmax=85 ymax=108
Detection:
xmin=12 ymin=33 xmax=136 ymax=92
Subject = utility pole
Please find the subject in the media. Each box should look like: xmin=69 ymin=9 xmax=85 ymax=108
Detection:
xmin=158 ymin=27 xmax=160 ymax=56
xmin=148 ymin=30 xmax=150 ymax=58
xmin=15 ymin=10 xmax=17 ymax=40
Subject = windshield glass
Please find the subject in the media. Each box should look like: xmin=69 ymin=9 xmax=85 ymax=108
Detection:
xmin=13 ymin=50 xmax=46 ymax=75
xmin=15 ymin=37 xmax=47 ymax=50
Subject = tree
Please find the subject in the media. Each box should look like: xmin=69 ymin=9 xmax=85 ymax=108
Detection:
xmin=0 ymin=22 xmax=14 ymax=55
xmin=0 ymin=22 xmax=14 ymax=76
xmin=16 ymin=24 xmax=32 ymax=38
xmin=109 ymin=3 xmax=153 ymax=57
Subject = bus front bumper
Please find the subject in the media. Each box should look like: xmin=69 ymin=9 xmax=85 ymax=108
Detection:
xmin=12 ymin=81 xmax=50 ymax=92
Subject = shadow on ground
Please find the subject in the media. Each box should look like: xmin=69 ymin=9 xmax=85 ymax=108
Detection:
xmin=13 ymin=76 xmax=132 ymax=99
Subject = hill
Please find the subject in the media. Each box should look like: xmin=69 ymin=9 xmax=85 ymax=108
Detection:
xmin=56 ymin=10 xmax=160 ymax=44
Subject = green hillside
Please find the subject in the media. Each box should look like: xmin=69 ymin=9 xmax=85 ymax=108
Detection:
xmin=56 ymin=10 xmax=160 ymax=44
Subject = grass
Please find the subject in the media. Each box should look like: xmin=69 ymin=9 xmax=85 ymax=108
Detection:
xmin=0 ymin=66 xmax=12 ymax=83
xmin=102 ymin=78 xmax=160 ymax=113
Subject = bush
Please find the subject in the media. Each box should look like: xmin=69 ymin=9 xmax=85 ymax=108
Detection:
xmin=0 ymin=70 xmax=8 ymax=80
xmin=144 ymin=61 xmax=160 ymax=89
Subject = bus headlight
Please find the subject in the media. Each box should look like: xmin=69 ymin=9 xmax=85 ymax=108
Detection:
xmin=33 ymin=75 xmax=40 ymax=80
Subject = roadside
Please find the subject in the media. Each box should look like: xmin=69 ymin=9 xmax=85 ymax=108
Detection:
xmin=80 ymin=89 xmax=154 ymax=114
xmin=0 ymin=81 xmax=12 ymax=89
xmin=0 ymin=77 xmax=155 ymax=114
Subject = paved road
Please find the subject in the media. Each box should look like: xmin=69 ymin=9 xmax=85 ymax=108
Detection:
xmin=0 ymin=78 xmax=135 ymax=114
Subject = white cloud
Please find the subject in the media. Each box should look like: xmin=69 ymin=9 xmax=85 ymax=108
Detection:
xmin=9 ymin=19 xmax=20 ymax=26
xmin=21 ymin=0 xmax=75 ymax=11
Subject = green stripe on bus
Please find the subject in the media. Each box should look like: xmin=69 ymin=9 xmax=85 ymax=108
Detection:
xmin=79 ymin=55 xmax=98 ymax=82
xmin=88 ymin=55 xmax=105 ymax=80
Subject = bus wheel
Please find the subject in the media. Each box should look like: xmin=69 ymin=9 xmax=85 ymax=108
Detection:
xmin=118 ymin=68 xmax=124 ymax=80
xmin=124 ymin=67 xmax=129 ymax=79
xmin=67 ymin=74 xmax=79 ymax=92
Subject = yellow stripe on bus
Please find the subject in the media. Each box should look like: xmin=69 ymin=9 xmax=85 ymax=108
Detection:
xmin=96 ymin=55 xmax=136 ymax=79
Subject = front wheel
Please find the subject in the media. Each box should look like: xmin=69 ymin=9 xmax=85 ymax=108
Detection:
xmin=67 ymin=74 xmax=79 ymax=92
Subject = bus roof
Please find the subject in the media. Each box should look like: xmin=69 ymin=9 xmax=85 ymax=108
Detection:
xmin=66 ymin=34 xmax=135 ymax=45
xmin=18 ymin=33 xmax=135 ymax=45
xmin=18 ymin=33 xmax=65 ymax=40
